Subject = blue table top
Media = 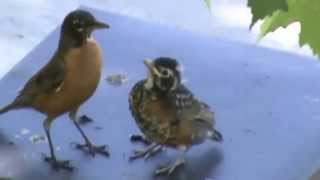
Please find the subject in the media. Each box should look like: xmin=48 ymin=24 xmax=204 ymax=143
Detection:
xmin=0 ymin=6 xmax=319 ymax=180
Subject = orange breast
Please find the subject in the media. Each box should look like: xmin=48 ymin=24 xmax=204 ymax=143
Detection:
xmin=35 ymin=39 xmax=103 ymax=117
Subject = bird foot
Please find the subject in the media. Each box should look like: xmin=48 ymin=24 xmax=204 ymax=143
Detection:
xmin=130 ymin=134 xmax=152 ymax=145
xmin=78 ymin=115 xmax=94 ymax=125
xmin=75 ymin=143 xmax=110 ymax=157
xmin=43 ymin=155 xmax=74 ymax=171
xmin=130 ymin=144 xmax=163 ymax=161
xmin=154 ymin=157 xmax=186 ymax=176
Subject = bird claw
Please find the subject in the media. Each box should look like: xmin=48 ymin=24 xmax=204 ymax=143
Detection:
xmin=78 ymin=115 xmax=94 ymax=125
xmin=154 ymin=157 xmax=186 ymax=176
xmin=75 ymin=143 xmax=110 ymax=157
xmin=129 ymin=145 xmax=163 ymax=161
xmin=43 ymin=155 xmax=74 ymax=171
xmin=129 ymin=149 xmax=150 ymax=161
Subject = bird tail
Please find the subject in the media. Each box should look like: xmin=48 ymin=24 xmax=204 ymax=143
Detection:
xmin=210 ymin=129 xmax=223 ymax=142
xmin=0 ymin=102 xmax=17 ymax=115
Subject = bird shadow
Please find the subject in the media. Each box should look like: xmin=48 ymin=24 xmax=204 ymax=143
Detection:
xmin=0 ymin=129 xmax=15 ymax=147
xmin=15 ymin=162 xmax=74 ymax=180
xmin=152 ymin=147 xmax=223 ymax=180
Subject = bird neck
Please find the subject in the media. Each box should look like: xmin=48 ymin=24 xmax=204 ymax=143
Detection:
xmin=152 ymin=86 xmax=173 ymax=97
xmin=58 ymin=33 xmax=86 ymax=53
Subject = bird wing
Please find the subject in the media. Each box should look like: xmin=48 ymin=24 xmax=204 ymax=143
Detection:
xmin=14 ymin=52 xmax=66 ymax=106
xmin=129 ymin=80 xmax=177 ymax=143
xmin=129 ymin=80 xmax=145 ymax=123
xmin=168 ymin=84 xmax=215 ymax=126
xmin=168 ymin=85 xmax=220 ymax=144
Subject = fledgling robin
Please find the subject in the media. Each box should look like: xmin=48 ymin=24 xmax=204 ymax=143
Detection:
xmin=129 ymin=57 xmax=223 ymax=175
xmin=0 ymin=10 xmax=110 ymax=171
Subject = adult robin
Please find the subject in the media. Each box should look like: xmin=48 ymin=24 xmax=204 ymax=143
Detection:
xmin=129 ymin=57 xmax=223 ymax=175
xmin=0 ymin=10 xmax=109 ymax=171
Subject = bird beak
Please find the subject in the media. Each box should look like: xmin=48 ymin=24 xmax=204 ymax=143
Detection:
xmin=144 ymin=59 xmax=161 ymax=76
xmin=92 ymin=20 xmax=110 ymax=29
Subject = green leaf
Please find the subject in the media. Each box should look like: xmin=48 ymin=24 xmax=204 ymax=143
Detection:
xmin=260 ymin=0 xmax=320 ymax=55
xmin=248 ymin=0 xmax=288 ymax=28
xmin=204 ymin=0 xmax=211 ymax=11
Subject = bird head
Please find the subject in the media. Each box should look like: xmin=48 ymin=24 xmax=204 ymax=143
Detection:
xmin=60 ymin=10 xmax=109 ymax=46
xmin=144 ymin=57 xmax=182 ymax=92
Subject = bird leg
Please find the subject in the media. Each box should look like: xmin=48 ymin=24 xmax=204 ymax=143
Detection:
xmin=69 ymin=110 xmax=110 ymax=157
xmin=154 ymin=147 xmax=188 ymax=176
xmin=130 ymin=143 xmax=163 ymax=161
xmin=43 ymin=118 xmax=73 ymax=171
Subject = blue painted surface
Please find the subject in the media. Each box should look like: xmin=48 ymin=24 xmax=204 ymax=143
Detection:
xmin=0 ymin=6 xmax=319 ymax=180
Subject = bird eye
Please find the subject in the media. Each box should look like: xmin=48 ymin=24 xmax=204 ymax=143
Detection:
xmin=161 ymin=69 xmax=170 ymax=77
xmin=72 ymin=19 xmax=84 ymax=32
xmin=72 ymin=19 xmax=80 ymax=25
